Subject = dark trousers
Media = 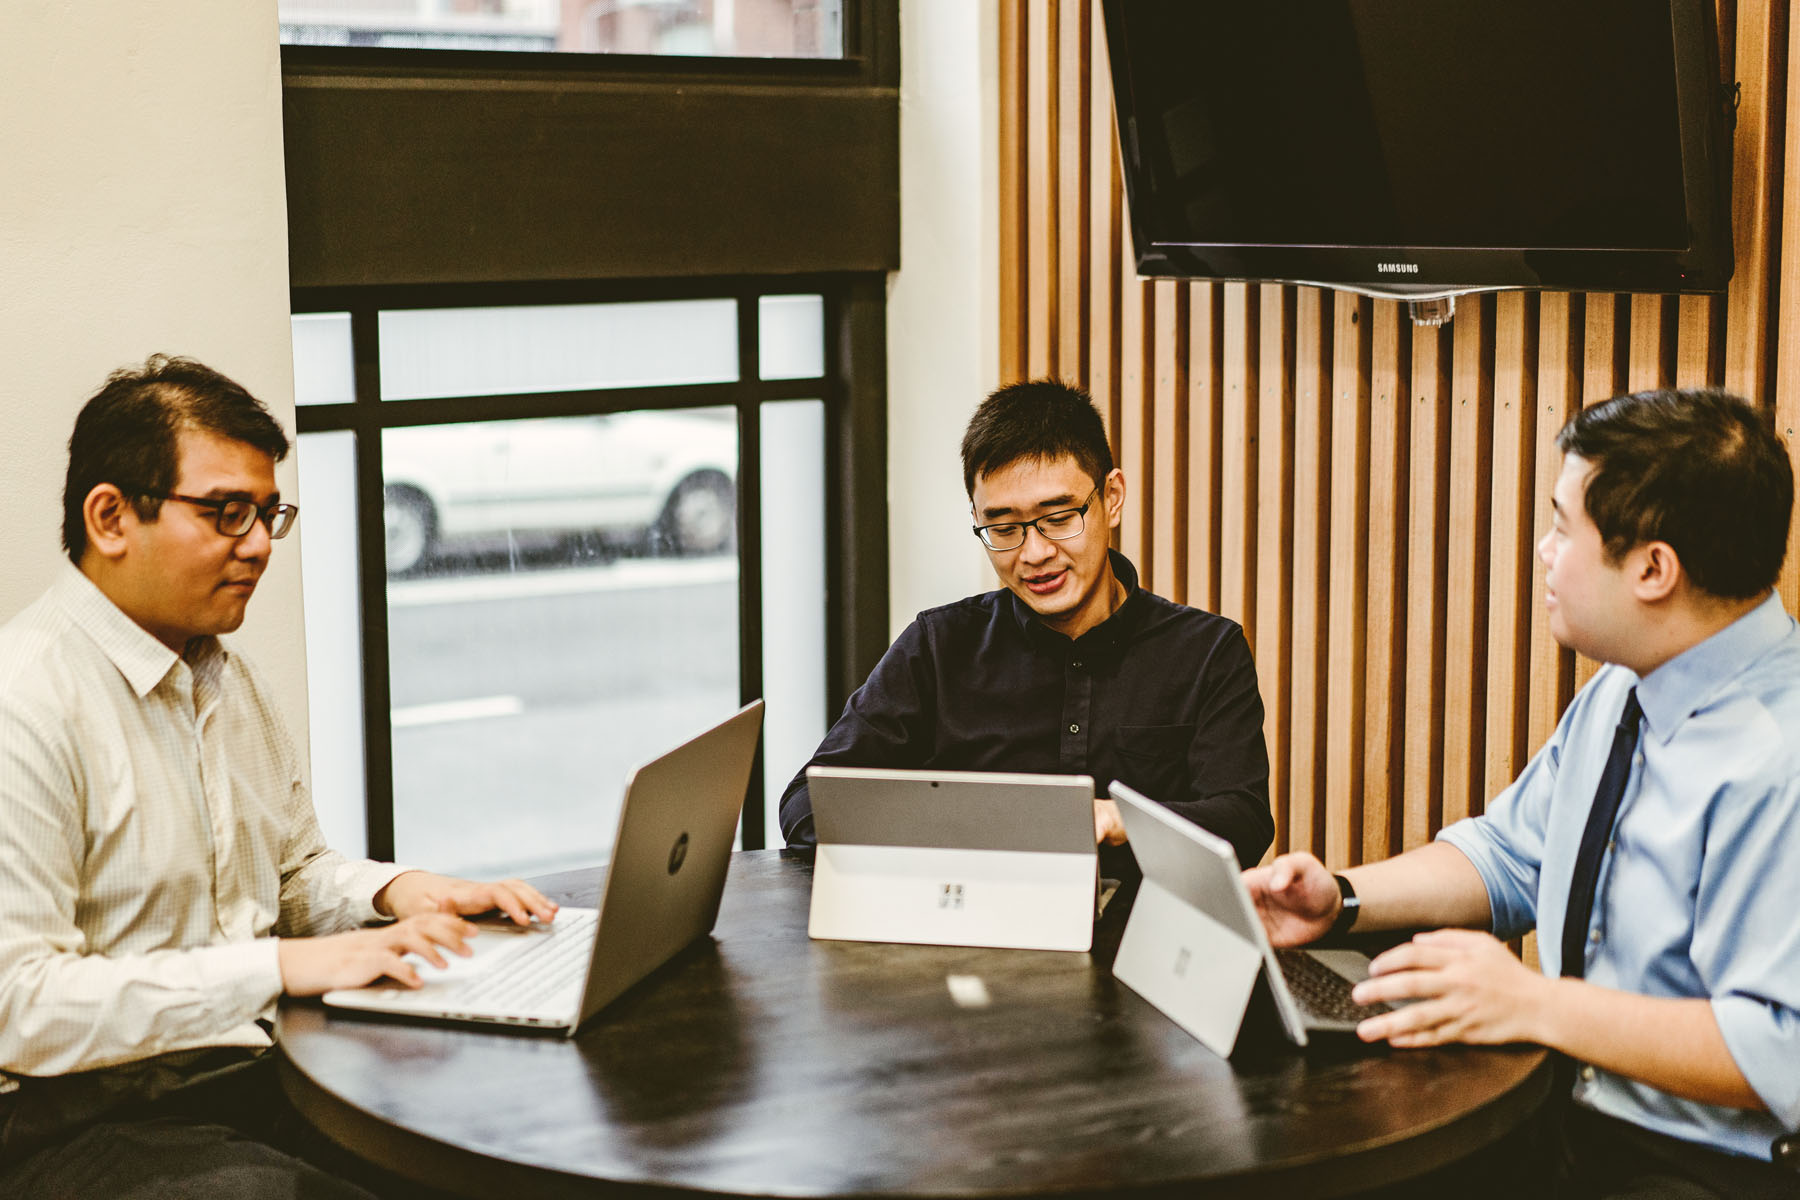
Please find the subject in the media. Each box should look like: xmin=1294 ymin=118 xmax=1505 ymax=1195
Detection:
xmin=1548 ymin=1105 xmax=1800 ymax=1200
xmin=0 ymin=1052 xmax=449 ymax=1200
xmin=1359 ymin=1100 xmax=1800 ymax=1200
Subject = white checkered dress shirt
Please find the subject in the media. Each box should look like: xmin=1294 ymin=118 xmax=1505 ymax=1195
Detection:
xmin=0 ymin=564 xmax=406 ymax=1083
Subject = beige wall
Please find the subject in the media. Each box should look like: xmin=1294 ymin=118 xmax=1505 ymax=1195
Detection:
xmin=887 ymin=0 xmax=1005 ymax=632
xmin=0 ymin=4 xmax=311 ymax=746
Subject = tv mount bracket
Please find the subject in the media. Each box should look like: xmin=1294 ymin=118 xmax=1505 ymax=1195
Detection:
xmin=1407 ymin=296 xmax=1457 ymax=327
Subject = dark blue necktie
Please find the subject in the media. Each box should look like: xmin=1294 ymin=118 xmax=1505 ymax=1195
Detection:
xmin=1561 ymin=688 xmax=1642 ymax=980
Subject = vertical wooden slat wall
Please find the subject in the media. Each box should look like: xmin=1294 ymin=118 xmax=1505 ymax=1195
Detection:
xmin=998 ymin=0 xmax=1800 ymax=864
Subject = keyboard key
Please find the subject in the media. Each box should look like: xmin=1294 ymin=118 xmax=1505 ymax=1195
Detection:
xmin=1275 ymin=949 xmax=1390 ymax=1025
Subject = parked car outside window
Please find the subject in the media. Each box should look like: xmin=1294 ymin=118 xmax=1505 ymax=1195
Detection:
xmin=382 ymin=410 xmax=737 ymax=574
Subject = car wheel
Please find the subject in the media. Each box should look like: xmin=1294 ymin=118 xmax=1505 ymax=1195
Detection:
xmin=384 ymin=486 xmax=437 ymax=575
xmin=657 ymin=471 xmax=735 ymax=557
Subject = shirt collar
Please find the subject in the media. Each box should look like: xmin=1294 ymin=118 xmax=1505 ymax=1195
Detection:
xmin=52 ymin=562 xmax=225 ymax=698
xmin=1010 ymin=549 xmax=1147 ymax=654
xmin=1634 ymin=590 xmax=1795 ymax=743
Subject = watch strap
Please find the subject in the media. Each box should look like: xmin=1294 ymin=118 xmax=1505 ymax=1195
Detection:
xmin=1328 ymin=873 xmax=1360 ymax=937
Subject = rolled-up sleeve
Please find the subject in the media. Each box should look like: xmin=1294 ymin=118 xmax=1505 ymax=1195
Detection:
xmin=1694 ymin=773 xmax=1800 ymax=1128
xmin=1436 ymin=730 xmax=1565 ymax=943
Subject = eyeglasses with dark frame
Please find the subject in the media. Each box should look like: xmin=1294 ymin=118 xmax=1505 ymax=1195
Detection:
xmin=126 ymin=488 xmax=299 ymax=540
xmin=971 ymin=485 xmax=1100 ymax=552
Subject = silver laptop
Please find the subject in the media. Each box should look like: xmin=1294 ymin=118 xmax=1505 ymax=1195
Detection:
xmin=806 ymin=766 xmax=1098 ymax=952
xmin=322 ymin=700 xmax=764 ymax=1035
xmin=1109 ymin=781 xmax=1390 ymax=1054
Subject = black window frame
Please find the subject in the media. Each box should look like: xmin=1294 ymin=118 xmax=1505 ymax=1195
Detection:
xmin=293 ymin=273 xmax=888 ymax=858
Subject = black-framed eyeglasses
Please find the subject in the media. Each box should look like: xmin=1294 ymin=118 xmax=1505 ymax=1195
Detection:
xmin=972 ymin=485 xmax=1099 ymax=552
xmin=127 ymin=488 xmax=299 ymax=540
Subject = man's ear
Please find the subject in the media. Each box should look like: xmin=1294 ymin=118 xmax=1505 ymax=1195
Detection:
xmin=83 ymin=484 xmax=135 ymax=561
xmin=1631 ymin=540 xmax=1682 ymax=603
xmin=1102 ymin=467 xmax=1127 ymax=530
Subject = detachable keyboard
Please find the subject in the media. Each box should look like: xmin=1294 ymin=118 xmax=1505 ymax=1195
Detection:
xmin=1275 ymin=948 xmax=1391 ymax=1025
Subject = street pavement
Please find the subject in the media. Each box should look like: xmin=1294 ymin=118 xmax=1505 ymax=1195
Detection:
xmin=385 ymin=556 xmax=743 ymax=880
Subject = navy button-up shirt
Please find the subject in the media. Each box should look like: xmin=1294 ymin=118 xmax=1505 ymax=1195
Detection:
xmin=779 ymin=552 xmax=1273 ymax=872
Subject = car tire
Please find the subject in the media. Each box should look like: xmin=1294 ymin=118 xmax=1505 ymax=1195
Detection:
xmin=384 ymin=485 xmax=437 ymax=575
xmin=657 ymin=471 xmax=735 ymax=557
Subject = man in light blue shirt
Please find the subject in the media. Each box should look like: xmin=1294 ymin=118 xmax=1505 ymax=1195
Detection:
xmin=1248 ymin=388 xmax=1799 ymax=1197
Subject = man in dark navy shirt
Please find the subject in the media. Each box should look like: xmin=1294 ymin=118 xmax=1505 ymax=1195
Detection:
xmin=779 ymin=380 xmax=1273 ymax=873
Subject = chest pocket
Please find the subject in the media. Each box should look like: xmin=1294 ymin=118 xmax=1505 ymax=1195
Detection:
xmin=1113 ymin=724 xmax=1193 ymax=801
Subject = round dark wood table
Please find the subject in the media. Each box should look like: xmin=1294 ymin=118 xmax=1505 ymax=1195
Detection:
xmin=278 ymin=850 xmax=1551 ymax=1199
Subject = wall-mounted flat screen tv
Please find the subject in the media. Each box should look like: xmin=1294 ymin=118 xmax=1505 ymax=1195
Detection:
xmin=1102 ymin=0 xmax=1734 ymax=301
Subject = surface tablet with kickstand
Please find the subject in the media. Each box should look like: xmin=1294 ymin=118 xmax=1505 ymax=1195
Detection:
xmin=1109 ymin=781 xmax=1392 ymax=1055
xmin=807 ymin=766 xmax=1099 ymax=952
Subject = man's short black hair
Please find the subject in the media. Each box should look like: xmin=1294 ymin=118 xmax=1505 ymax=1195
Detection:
xmin=961 ymin=379 xmax=1114 ymax=497
xmin=1557 ymin=388 xmax=1793 ymax=600
xmin=63 ymin=354 xmax=290 ymax=563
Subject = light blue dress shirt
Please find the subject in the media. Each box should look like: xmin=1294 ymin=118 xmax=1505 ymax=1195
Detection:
xmin=1438 ymin=591 xmax=1800 ymax=1162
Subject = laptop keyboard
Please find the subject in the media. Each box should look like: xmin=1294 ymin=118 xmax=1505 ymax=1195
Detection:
xmin=434 ymin=908 xmax=597 ymax=1011
xmin=1275 ymin=949 xmax=1390 ymax=1025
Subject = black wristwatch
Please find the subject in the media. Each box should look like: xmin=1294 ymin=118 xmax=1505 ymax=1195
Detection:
xmin=1328 ymin=874 xmax=1360 ymax=937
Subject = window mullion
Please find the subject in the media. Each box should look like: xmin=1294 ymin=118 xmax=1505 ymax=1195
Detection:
xmin=736 ymin=291 xmax=767 ymax=849
xmin=350 ymin=305 xmax=398 ymax=861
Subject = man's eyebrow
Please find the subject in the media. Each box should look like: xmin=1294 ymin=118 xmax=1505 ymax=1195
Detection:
xmin=981 ymin=493 xmax=1079 ymax=521
xmin=194 ymin=487 xmax=279 ymax=503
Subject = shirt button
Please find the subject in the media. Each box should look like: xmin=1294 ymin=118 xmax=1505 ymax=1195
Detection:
xmin=1589 ymin=929 xmax=1602 ymax=943
xmin=1580 ymin=1066 xmax=1596 ymax=1082
xmin=1634 ymin=753 xmax=1644 ymax=766
xmin=1069 ymin=724 xmax=1080 ymax=734
xmin=1072 ymin=660 xmax=1083 ymax=669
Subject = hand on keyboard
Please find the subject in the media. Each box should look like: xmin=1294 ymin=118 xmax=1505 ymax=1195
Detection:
xmin=425 ymin=910 xmax=598 ymax=1009
xmin=375 ymin=871 xmax=560 ymax=927
xmin=279 ymin=912 xmax=477 ymax=996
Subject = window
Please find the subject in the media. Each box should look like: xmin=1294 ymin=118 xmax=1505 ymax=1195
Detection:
xmin=278 ymin=0 xmax=845 ymax=58
xmin=292 ymin=283 xmax=845 ymax=874
xmin=279 ymin=0 xmax=894 ymax=871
